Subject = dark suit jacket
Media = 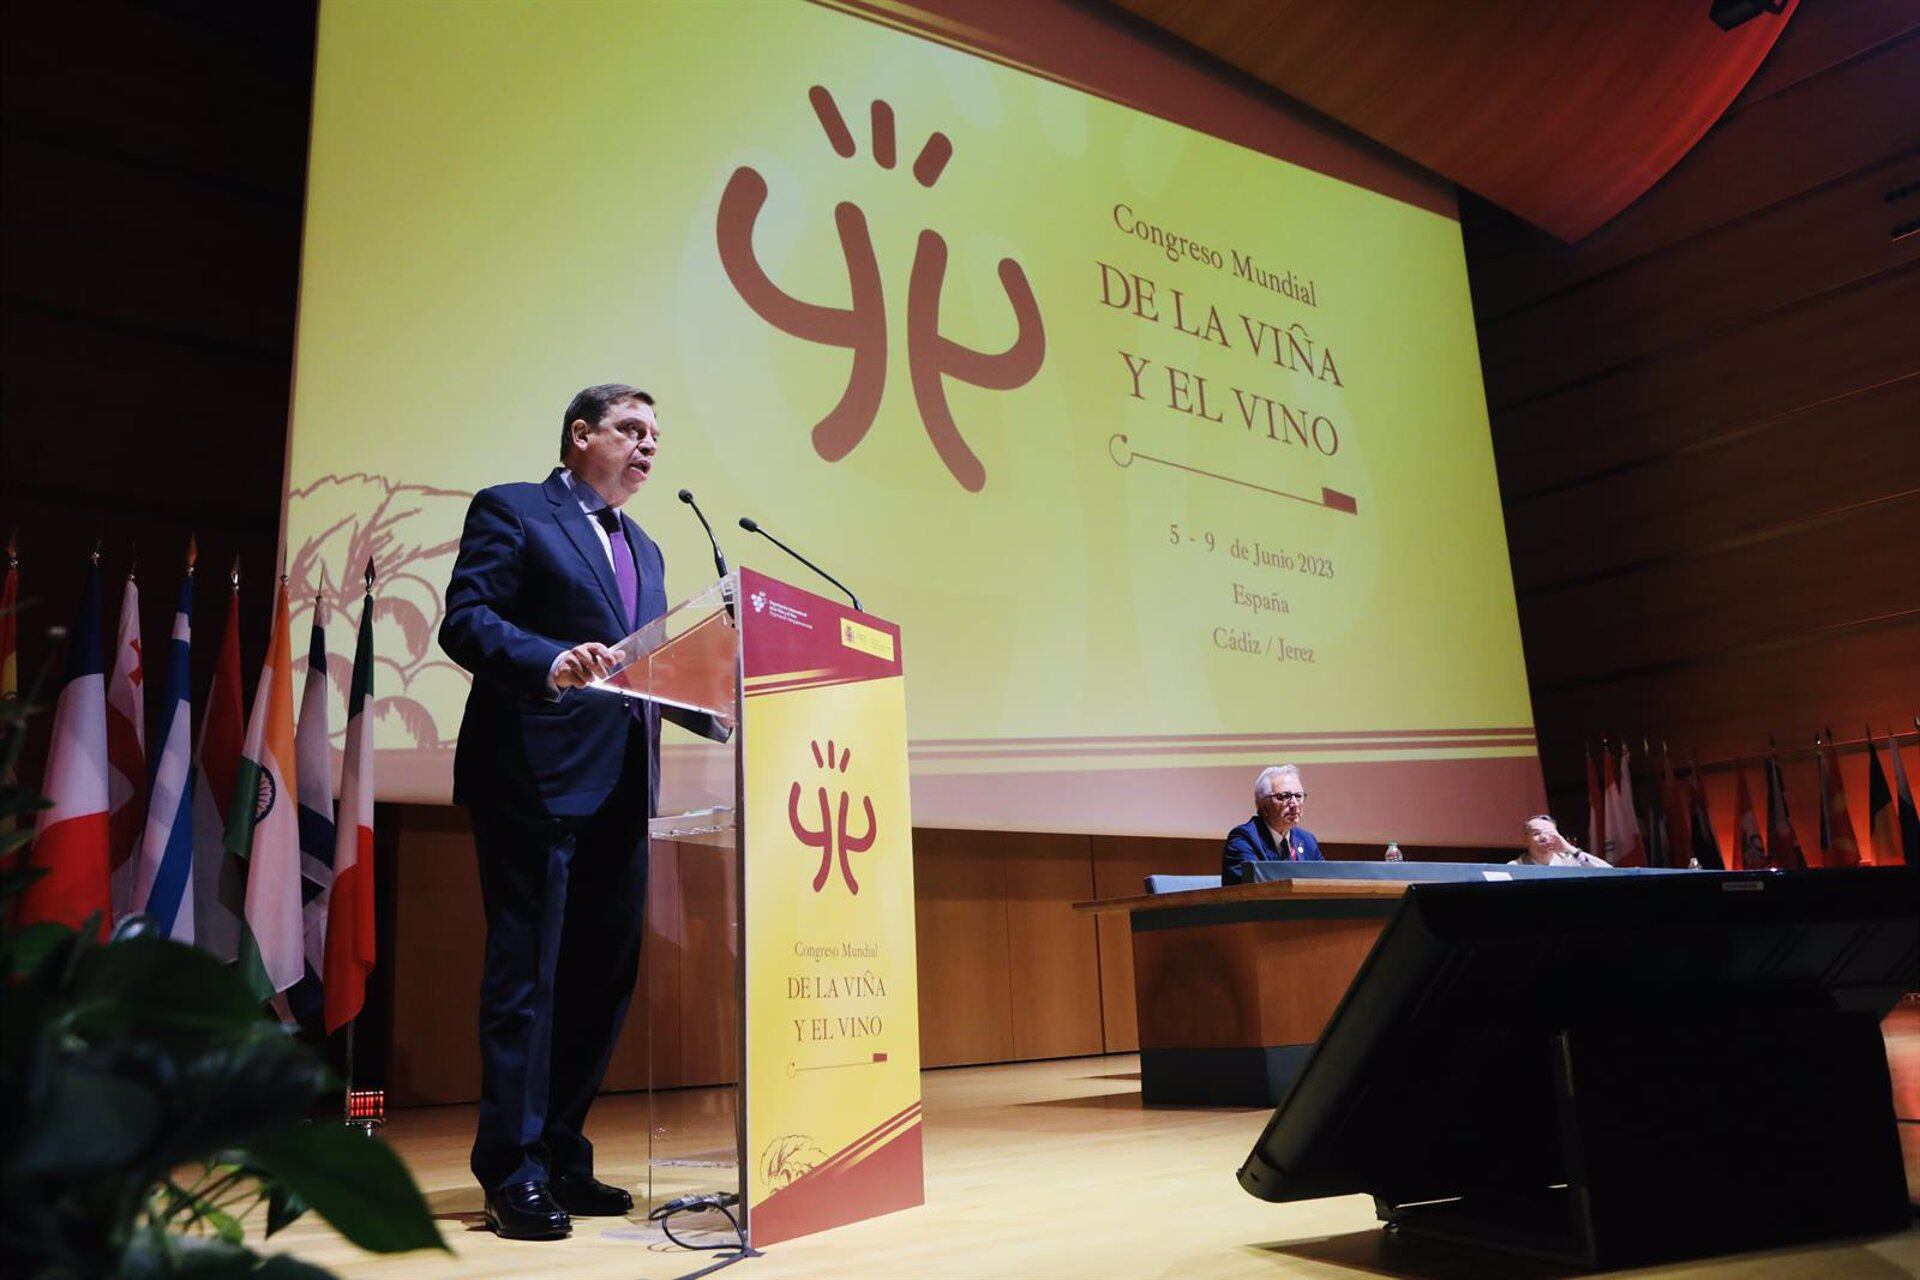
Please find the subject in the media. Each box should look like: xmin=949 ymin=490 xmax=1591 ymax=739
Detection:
xmin=1221 ymin=817 xmax=1323 ymax=885
xmin=439 ymin=469 xmax=673 ymax=819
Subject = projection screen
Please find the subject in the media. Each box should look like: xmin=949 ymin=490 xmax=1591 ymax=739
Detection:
xmin=283 ymin=0 xmax=1544 ymax=843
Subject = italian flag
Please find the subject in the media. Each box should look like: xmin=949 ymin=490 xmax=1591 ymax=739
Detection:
xmin=323 ymin=582 xmax=377 ymax=1032
xmin=227 ymin=579 xmax=303 ymax=1000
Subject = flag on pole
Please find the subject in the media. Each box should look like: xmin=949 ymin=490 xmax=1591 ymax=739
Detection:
xmin=1644 ymin=743 xmax=1668 ymax=868
xmin=1865 ymin=727 xmax=1896 ymax=867
xmin=1603 ymin=742 xmax=1646 ymax=866
xmin=1891 ymin=722 xmax=1920 ymax=870
xmin=324 ymin=564 xmax=377 ymax=1033
xmin=1686 ymin=754 xmax=1724 ymax=870
xmin=1814 ymin=728 xmax=1860 ymax=867
xmin=193 ymin=561 xmax=248 ymax=961
xmin=131 ymin=545 xmax=197 ymax=940
xmin=228 ymin=578 xmax=303 ymax=1000
xmin=1734 ymin=764 xmax=1766 ymax=869
xmin=0 ymin=532 xmax=15 ymax=700
xmin=17 ymin=557 xmax=111 ymax=937
xmin=105 ymin=567 xmax=146 ymax=918
xmin=289 ymin=602 xmax=336 ymax=1021
xmin=1659 ymin=745 xmax=1691 ymax=868
xmin=1763 ymin=743 xmax=1806 ymax=870
xmin=1585 ymin=743 xmax=1605 ymax=862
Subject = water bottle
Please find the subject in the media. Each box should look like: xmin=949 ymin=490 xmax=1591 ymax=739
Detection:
xmin=1384 ymin=841 xmax=1403 ymax=863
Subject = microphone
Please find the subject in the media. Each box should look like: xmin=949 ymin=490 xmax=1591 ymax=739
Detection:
xmin=678 ymin=489 xmax=730 ymax=582
xmin=738 ymin=516 xmax=861 ymax=612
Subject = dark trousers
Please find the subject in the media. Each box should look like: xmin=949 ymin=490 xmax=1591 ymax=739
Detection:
xmin=467 ymin=765 xmax=649 ymax=1192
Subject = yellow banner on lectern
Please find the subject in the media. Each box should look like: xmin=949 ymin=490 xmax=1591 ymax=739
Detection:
xmin=739 ymin=569 xmax=922 ymax=1244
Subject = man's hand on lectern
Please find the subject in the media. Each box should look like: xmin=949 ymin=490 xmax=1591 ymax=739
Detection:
xmin=553 ymin=641 xmax=620 ymax=690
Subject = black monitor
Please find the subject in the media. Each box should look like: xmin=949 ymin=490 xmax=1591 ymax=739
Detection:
xmin=1238 ymin=868 xmax=1919 ymax=1268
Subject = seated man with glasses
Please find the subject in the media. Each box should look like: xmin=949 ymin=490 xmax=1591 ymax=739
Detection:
xmin=1222 ymin=764 xmax=1323 ymax=885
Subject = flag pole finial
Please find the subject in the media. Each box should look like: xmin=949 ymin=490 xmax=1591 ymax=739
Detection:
xmin=364 ymin=557 xmax=376 ymax=592
xmin=128 ymin=541 xmax=138 ymax=581
xmin=91 ymin=535 xmax=102 ymax=566
xmin=5 ymin=527 xmax=16 ymax=568
xmin=230 ymin=555 xmax=241 ymax=592
xmin=186 ymin=535 xmax=198 ymax=573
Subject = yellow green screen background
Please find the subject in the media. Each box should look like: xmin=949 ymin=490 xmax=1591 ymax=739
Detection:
xmin=284 ymin=0 xmax=1540 ymax=842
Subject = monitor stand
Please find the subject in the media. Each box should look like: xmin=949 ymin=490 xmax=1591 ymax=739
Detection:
xmin=1378 ymin=1009 xmax=1911 ymax=1268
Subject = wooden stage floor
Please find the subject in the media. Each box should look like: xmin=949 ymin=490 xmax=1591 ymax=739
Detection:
xmin=274 ymin=1037 xmax=1920 ymax=1280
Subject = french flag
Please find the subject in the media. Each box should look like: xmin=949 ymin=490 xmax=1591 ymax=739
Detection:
xmin=18 ymin=559 xmax=111 ymax=937
xmin=131 ymin=557 xmax=196 ymax=940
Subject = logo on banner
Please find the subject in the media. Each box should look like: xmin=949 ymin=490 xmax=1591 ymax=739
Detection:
xmin=751 ymin=590 xmax=767 ymax=613
xmin=788 ymin=737 xmax=876 ymax=894
xmin=717 ymin=87 xmax=1047 ymax=493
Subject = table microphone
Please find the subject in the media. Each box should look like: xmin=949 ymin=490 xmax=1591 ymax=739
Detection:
xmin=738 ymin=516 xmax=861 ymax=612
xmin=678 ymin=488 xmax=730 ymax=581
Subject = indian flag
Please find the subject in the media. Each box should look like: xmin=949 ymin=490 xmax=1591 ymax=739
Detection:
xmin=227 ymin=578 xmax=303 ymax=1001
xmin=324 ymin=575 xmax=376 ymax=1032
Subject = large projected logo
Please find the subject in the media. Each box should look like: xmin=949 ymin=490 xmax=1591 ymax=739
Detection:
xmin=717 ymin=87 xmax=1046 ymax=492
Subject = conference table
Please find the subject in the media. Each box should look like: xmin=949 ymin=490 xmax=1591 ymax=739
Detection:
xmin=1074 ymin=874 xmax=1409 ymax=1107
xmin=1075 ymin=860 xmax=1699 ymax=1106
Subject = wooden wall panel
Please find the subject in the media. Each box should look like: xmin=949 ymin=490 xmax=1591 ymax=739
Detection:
xmin=1480 ymin=160 xmax=1920 ymax=407
xmin=1730 ymin=0 xmax=1919 ymax=109
xmin=1505 ymin=377 xmax=1920 ymax=592
xmin=387 ymin=807 xmax=486 ymax=1107
xmin=1470 ymin=33 xmax=1920 ymax=318
xmin=0 ymin=3 xmax=314 ymax=723
xmin=1518 ymin=497 xmax=1920 ymax=686
xmin=3 ymin=138 xmax=302 ymax=345
xmin=1468 ymin=3 xmax=1920 ymax=837
xmin=910 ymin=828 xmax=1015 ymax=1068
xmin=1495 ymin=265 xmax=1920 ymax=495
xmin=676 ymin=842 xmax=742 ymax=1086
xmin=1001 ymin=833 xmax=1104 ymax=1061
xmin=1088 ymin=836 xmax=1219 ymax=1053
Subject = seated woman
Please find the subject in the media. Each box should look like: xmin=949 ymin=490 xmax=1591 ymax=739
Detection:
xmin=1509 ymin=814 xmax=1611 ymax=868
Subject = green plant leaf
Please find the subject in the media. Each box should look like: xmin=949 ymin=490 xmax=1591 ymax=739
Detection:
xmin=0 ymin=818 xmax=47 ymax=860
xmin=67 ymin=936 xmax=264 ymax=1035
xmin=8 ymin=1058 xmax=160 ymax=1176
xmin=7 ymin=920 xmax=69 ymax=978
xmin=141 ymin=1029 xmax=333 ymax=1169
xmin=250 ymin=1254 xmax=341 ymax=1280
xmin=203 ymin=1203 xmax=246 ymax=1245
xmin=265 ymin=1183 xmax=309 ymax=1237
xmin=167 ymin=1239 xmax=266 ymax=1279
xmin=244 ymin=1125 xmax=446 ymax=1254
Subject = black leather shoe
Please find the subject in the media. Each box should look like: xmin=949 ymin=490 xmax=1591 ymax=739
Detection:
xmin=484 ymin=1181 xmax=571 ymax=1240
xmin=550 ymin=1173 xmax=634 ymax=1216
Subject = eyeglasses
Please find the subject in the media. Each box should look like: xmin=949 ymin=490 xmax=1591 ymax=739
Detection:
xmin=1263 ymin=791 xmax=1307 ymax=803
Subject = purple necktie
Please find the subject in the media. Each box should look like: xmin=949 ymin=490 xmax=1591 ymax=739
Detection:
xmin=595 ymin=508 xmax=638 ymax=628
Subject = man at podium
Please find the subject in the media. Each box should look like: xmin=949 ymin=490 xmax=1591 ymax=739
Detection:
xmin=440 ymin=383 xmax=717 ymax=1241
xmin=1222 ymin=764 xmax=1323 ymax=884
